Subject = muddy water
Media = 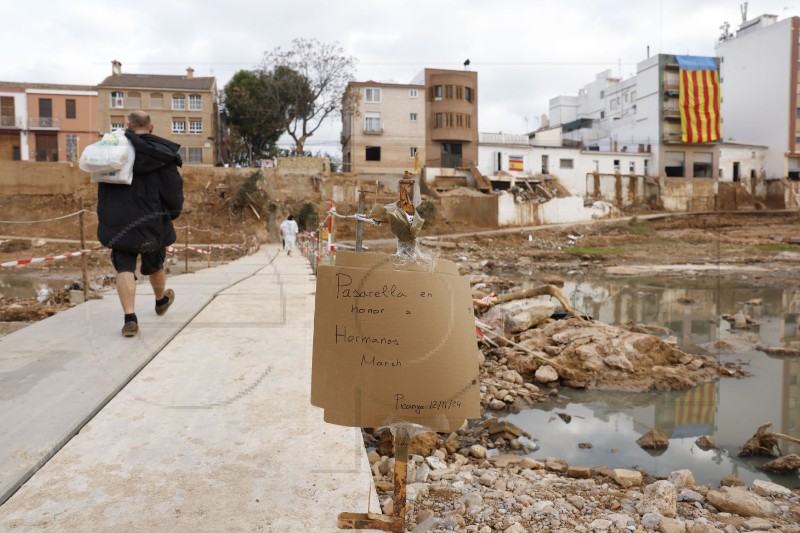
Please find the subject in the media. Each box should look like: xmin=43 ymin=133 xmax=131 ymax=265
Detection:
xmin=499 ymin=276 xmax=800 ymax=488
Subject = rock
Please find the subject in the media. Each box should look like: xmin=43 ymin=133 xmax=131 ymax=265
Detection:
xmin=409 ymin=431 xmax=439 ymax=457
xmin=695 ymin=436 xmax=716 ymax=449
xmin=678 ymin=489 xmax=704 ymax=503
xmin=668 ymin=469 xmax=696 ymax=488
xmin=660 ymin=517 xmax=687 ymax=533
xmin=534 ymin=364 xmax=559 ymax=383
xmin=741 ymin=517 xmax=773 ymax=530
xmin=487 ymin=420 xmax=524 ymax=440
xmin=641 ymin=512 xmax=662 ymax=529
xmin=706 ymin=486 xmax=779 ymax=518
xmin=488 ymin=454 xmax=524 ymax=468
xmin=367 ymin=450 xmax=380 ymax=464
xmin=519 ymin=457 xmax=544 ymax=470
xmin=589 ymin=518 xmax=613 ymax=531
xmin=531 ymin=500 xmax=554 ymax=513
xmin=567 ymin=466 xmax=591 ymax=478
xmin=720 ymin=475 xmax=745 ymax=487
xmin=760 ymin=453 xmax=800 ymax=474
xmin=545 ymin=457 xmax=567 ymax=473
xmin=504 ymin=523 xmax=526 ymax=533
xmin=688 ymin=524 xmax=723 ymax=533
xmin=492 ymin=298 xmax=555 ymax=333
xmin=411 ymin=515 xmax=437 ymax=533
xmin=607 ymin=513 xmax=632 ymax=528
xmin=637 ymin=429 xmax=669 ymax=449
xmin=636 ymin=480 xmax=677 ymax=518
xmin=416 ymin=509 xmax=435 ymax=524
xmin=751 ymin=478 xmax=794 ymax=498
xmin=489 ymin=399 xmax=506 ymax=410
xmin=414 ymin=463 xmax=430 ymax=483
xmin=425 ymin=455 xmax=447 ymax=470
xmin=443 ymin=432 xmax=460 ymax=454
xmin=469 ymin=444 xmax=487 ymax=459
xmin=603 ymin=353 xmax=634 ymax=372
xmin=568 ymin=495 xmax=586 ymax=510
xmin=613 ymin=468 xmax=643 ymax=488
xmin=578 ymin=441 xmax=593 ymax=449
xmin=374 ymin=480 xmax=394 ymax=492
xmin=31 ymin=238 xmax=47 ymax=247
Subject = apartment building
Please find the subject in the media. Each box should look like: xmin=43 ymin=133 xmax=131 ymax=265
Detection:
xmin=96 ymin=61 xmax=218 ymax=165
xmin=341 ymin=68 xmax=479 ymax=177
xmin=716 ymin=13 xmax=800 ymax=180
xmin=341 ymin=81 xmax=425 ymax=174
xmin=0 ymin=82 xmax=98 ymax=162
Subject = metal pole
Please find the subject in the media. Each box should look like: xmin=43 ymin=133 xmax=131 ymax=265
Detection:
xmin=184 ymin=225 xmax=189 ymax=273
xmin=356 ymin=189 xmax=365 ymax=252
xmin=79 ymin=198 xmax=89 ymax=300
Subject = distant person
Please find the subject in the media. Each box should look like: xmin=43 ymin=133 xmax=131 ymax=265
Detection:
xmin=280 ymin=214 xmax=299 ymax=256
xmin=97 ymin=110 xmax=184 ymax=337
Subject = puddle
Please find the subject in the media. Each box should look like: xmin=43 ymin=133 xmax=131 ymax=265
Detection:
xmin=498 ymin=276 xmax=800 ymax=487
xmin=0 ymin=273 xmax=79 ymax=299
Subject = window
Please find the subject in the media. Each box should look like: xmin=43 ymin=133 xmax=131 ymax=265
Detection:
xmin=465 ymin=87 xmax=473 ymax=102
xmin=365 ymin=87 xmax=381 ymax=103
xmin=189 ymin=120 xmax=202 ymax=134
xmin=409 ymin=89 xmax=418 ymax=98
xmin=665 ymin=151 xmax=685 ymax=177
xmin=600 ymin=111 xmax=605 ymax=119
xmin=172 ymin=95 xmax=186 ymax=110
xmin=66 ymin=134 xmax=78 ymax=162
xmin=150 ymin=93 xmax=164 ymax=109
xmin=1 ymin=96 xmax=14 ymax=127
xmin=456 ymin=114 xmax=463 ymax=128
xmin=110 ymin=91 xmax=124 ymax=108
xmin=172 ymin=120 xmax=186 ymax=134
xmin=188 ymin=95 xmax=202 ymax=111
xmin=433 ymin=85 xmax=442 ymax=101
xmin=128 ymin=92 xmax=141 ymax=109
xmin=693 ymin=152 xmax=713 ymax=178
xmin=410 ymin=147 xmax=417 ymax=158
xmin=110 ymin=115 xmax=124 ymax=130
xmin=188 ymin=147 xmax=203 ymax=163
xmin=177 ymin=147 xmax=186 ymax=161
xmin=365 ymin=146 xmax=381 ymax=161
xmin=65 ymin=99 xmax=76 ymax=119
xmin=435 ymin=113 xmax=443 ymax=128
xmin=629 ymin=161 xmax=636 ymax=172
xmin=364 ymin=112 xmax=381 ymax=132
xmin=410 ymin=112 xmax=417 ymax=121
xmin=445 ymin=85 xmax=454 ymax=99
xmin=613 ymin=159 xmax=621 ymax=171
xmin=559 ymin=159 xmax=574 ymax=169
xmin=600 ymin=90 xmax=605 ymax=98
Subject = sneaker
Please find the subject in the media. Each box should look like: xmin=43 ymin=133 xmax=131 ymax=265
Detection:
xmin=155 ymin=289 xmax=175 ymax=316
xmin=122 ymin=321 xmax=139 ymax=337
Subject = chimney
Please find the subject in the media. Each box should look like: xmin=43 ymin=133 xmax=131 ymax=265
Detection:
xmin=186 ymin=67 xmax=194 ymax=79
xmin=111 ymin=60 xmax=122 ymax=76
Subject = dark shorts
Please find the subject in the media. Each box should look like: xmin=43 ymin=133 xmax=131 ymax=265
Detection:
xmin=111 ymin=248 xmax=167 ymax=276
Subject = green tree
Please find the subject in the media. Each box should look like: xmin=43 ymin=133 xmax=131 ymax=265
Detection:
xmin=261 ymin=38 xmax=357 ymax=154
xmin=223 ymin=70 xmax=286 ymax=164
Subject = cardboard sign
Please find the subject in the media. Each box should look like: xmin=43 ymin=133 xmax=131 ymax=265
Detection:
xmin=311 ymin=251 xmax=480 ymax=432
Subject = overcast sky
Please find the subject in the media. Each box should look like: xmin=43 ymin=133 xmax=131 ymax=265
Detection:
xmin=1 ymin=0 xmax=796 ymax=155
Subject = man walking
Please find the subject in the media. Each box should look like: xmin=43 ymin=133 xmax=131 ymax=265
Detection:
xmin=97 ymin=110 xmax=184 ymax=337
xmin=279 ymin=214 xmax=299 ymax=256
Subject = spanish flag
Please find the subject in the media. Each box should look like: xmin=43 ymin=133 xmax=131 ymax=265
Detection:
xmin=509 ymin=156 xmax=524 ymax=172
xmin=676 ymin=55 xmax=721 ymax=143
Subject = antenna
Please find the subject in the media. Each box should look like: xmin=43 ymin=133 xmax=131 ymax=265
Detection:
xmin=740 ymin=2 xmax=748 ymax=24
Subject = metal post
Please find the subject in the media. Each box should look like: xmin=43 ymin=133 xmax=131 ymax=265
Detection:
xmin=356 ymin=189 xmax=366 ymax=252
xmin=329 ymin=200 xmax=335 ymax=266
xmin=79 ymin=198 xmax=89 ymax=300
xmin=184 ymin=226 xmax=189 ymax=273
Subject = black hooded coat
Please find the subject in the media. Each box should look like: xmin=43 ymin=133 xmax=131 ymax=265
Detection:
xmin=97 ymin=130 xmax=184 ymax=253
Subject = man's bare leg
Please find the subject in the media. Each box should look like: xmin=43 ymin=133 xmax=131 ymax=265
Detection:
xmin=116 ymin=271 xmax=137 ymax=314
xmin=148 ymin=269 xmax=166 ymax=300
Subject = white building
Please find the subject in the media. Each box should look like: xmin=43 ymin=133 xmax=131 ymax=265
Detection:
xmin=715 ymin=13 xmax=800 ymax=180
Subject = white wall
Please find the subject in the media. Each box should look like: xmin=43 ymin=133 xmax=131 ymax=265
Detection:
xmin=497 ymin=193 xmax=593 ymax=226
xmin=718 ymin=144 xmax=768 ymax=182
xmin=716 ymin=16 xmax=793 ymax=179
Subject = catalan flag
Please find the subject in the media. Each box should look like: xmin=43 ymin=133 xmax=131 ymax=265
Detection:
xmin=672 ymin=380 xmax=717 ymax=438
xmin=676 ymin=55 xmax=721 ymax=143
xmin=509 ymin=155 xmax=524 ymax=172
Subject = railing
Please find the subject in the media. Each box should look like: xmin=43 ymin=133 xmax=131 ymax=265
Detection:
xmin=363 ymin=128 xmax=383 ymax=135
xmin=28 ymin=117 xmax=60 ymax=129
xmin=480 ymin=132 xmax=529 ymax=145
xmin=0 ymin=116 xmax=22 ymax=128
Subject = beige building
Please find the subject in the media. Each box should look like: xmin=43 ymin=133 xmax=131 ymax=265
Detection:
xmin=0 ymin=82 xmax=98 ymax=162
xmin=341 ymin=81 xmax=425 ymax=175
xmin=341 ymin=68 xmax=479 ymax=177
xmin=97 ymin=61 xmax=218 ymax=165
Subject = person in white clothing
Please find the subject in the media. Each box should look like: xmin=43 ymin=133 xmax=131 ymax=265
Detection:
xmin=279 ymin=214 xmax=300 ymax=255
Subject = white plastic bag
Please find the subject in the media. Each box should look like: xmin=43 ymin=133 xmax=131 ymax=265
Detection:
xmin=79 ymin=129 xmax=135 ymax=185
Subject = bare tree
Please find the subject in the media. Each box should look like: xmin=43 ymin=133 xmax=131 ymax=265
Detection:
xmin=261 ymin=38 xmax=357 ymax=154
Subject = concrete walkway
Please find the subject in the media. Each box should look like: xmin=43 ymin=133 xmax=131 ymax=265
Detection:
xmin=0 ymin=246 xmax=377 ymax=531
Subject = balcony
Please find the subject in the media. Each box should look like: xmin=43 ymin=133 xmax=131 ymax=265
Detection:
xmin=363 ymin=127 xmax=383 ymax=135
xmin=29 ymin=117 xmax=60 ymax=130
